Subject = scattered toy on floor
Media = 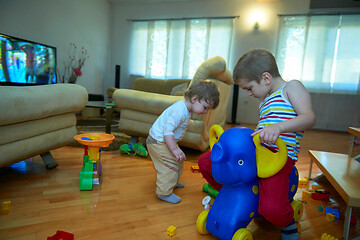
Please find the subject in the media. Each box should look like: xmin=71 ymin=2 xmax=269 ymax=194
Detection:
xmin=120 ymin=143 xmax=148 ymax=157
xmin=1 ymin=200 xmax=11 ymax=215
xmin=325 ymin=213 xmax=336 ymax=222
xmin=298 ymin=177 xmax=309 ymax=186
xmin=302 ymin=190 xmax=311 ymax=201
xmin=202 ymin=196 xmax=212 ymax=210
xmin=202 ymin=183 xmax=218 ymax=198
xmin=315 ymin=189 xmax=329 ymax=194
xmin=311 ymin=182 xmax=324 ymax=191
xmin=191 ymin=165 xmax=200 ymax=173
xmin=311 ymin=192 xmax=330 ymax=201
xmin=167 ymin=225 xmax=177 ymax=237
xmin=325 ymin=207 xmax=340 ymax=219
xmin=321 ymin=233 xmax=338 ymax=240
xmin=47 ymin=230 xmax=74 ymax=240
xmin=2 ymin=200 xmax=11 ymax=211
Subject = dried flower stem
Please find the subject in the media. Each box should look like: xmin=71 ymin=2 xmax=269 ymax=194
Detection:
xmin=57 ymin=42 xmax=89 ymax=83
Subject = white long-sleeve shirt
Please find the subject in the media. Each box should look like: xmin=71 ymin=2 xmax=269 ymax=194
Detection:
xmin=149 ymin=100 xmax=191 ymax=142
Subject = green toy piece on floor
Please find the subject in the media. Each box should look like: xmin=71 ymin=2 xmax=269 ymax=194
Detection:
xmin=202 ymin=183 xmax=219 ymax=198
xmin=119 ymin=144 xmax=132 ymax=154
xmin=120 ymin=143 xmax=148 ymax=157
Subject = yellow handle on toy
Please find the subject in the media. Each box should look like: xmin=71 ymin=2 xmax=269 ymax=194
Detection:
xmin=209 ymin=124 xmax=224 ymax=150
xmin=253 ymin=134 xmax=288 ymax=178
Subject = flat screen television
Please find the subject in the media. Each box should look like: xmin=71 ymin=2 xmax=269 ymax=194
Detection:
xmin=0 ymin=33 xmax=56 ymax=86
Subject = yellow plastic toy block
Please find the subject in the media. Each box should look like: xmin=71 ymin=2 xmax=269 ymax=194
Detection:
xmin=321 ymin=233 xmax=338 ymax=240
xmin=311 ymin=182 xmax=323 ymax=191
xmin=302 ymin=190 xmax=311 ymax=201
xmin=2 ymin=201 xmax=11 ymax=211
xmin=191 ymin=165 xmax=200 ymax=173
xmin=88 ymin=147 xmax=100 ymax=161
xmin=89 ymin=135 xmax=100 ymax=140
xmin=325 ymin=213 xmax=335 ymax=222
xmin=299 ymin=177 xmax=309 ymax=186
xmin=167 ymin=225 xmax=177 ymax=237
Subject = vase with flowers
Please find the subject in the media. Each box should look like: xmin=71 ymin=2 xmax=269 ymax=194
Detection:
xmin=58 ymin=43 xmax=89 ymax=84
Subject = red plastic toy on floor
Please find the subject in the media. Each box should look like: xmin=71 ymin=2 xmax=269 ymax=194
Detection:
xmin=47 ymin=230 xmax=74 ymax=240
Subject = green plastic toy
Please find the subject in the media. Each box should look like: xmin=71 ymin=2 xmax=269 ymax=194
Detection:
xmin=80 ymin=155 xmax=93 ymax=190
xmin=202 ymin=183 xmax=219 ymax=198
xmin=120 ymin=143 xmax=148 ymax=157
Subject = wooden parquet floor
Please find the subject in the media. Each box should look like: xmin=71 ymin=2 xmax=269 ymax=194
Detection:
xmin=0 ymin=123 xmax=359 ymax=240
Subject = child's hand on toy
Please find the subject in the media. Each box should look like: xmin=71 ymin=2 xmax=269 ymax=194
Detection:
xmin=251 ymin=125 xmax=281 ymax=145
xmin=172 ymin=148 xmax=186 ymax=162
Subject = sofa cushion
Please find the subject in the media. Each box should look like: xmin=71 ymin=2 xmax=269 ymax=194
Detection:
xmin=120 ymin=109 xmax=204 ymax=134
xmin=0 ymin=113 xmax=76 ymax=145
xmin=113 ymin=89 xmax=183 ymax=115
xmin=191 ymin=56 xmax=233 ymax=86
xmin=0 ymin=127 xmax=77 ymax=168
xmin=132 ymin=78 xmax=190 ymax=95
xmin=170 ymin=82 xmax=188 ymax=96
xmin=121 ymin=109 xmax=158 ymax=124
xmin=0 ymin=84 xmax=87 ymax=126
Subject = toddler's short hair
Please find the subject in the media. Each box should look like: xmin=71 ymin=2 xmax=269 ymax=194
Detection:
xmin=233 ymin=49 xmax=281 ymax=84
xmin=184 ymin=80 xmax=219 ymax=109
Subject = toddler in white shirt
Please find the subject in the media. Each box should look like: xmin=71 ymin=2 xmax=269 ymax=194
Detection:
xmin=146 ymin=80 xmax=220 ymax=204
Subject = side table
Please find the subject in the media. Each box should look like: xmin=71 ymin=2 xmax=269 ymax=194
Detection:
xmin=84 ymin=101 xmax=117 ymax=134
xmin=348 ymin=127 xmax=360 ymax=162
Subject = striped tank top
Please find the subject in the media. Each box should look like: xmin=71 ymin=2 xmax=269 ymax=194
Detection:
xmin=256 ymin=84 xmax=303 ymax=161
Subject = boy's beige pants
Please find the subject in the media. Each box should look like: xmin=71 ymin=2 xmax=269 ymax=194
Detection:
xmin=147 ymin=141 xmax=184 ymax=196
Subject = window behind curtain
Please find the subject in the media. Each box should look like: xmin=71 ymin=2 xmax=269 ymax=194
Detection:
xmin=276 ymin=14 xmax=360 ymax=94
xmin=129 ymin=18 xmax=234 ymax=79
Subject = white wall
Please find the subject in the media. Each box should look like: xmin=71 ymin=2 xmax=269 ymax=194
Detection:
xmin=0 ymin=0 xmax=111 ymax=96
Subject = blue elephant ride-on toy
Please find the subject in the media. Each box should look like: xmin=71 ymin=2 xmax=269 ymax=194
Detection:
xmin=196 ymin=125 xmax=303 ymax=240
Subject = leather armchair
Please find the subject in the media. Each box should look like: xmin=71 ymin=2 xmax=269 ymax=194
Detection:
xmin=112 ymin=56 xmax=233 ymax=151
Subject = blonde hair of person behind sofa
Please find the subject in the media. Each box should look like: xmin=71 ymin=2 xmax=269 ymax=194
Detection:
xmin=184 ymin=80 xmax=220 ymax=109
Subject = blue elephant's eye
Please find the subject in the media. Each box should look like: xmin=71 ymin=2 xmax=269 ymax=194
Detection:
xmin=238 ymin=159 xmax=244 ymax=165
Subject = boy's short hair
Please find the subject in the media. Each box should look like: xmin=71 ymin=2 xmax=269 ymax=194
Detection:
xmin=233 ymin=49 xmax=281 ymax=84
xmin=184 ymin=80 xmax=219 ymax=109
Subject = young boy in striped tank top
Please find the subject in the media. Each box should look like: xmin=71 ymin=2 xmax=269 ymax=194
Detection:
xmin=198 ymin=49 xmax=315 ymax=240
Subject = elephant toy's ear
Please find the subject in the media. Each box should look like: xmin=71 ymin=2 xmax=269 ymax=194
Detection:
xmin=209 ymin=124 xmax=224 ymax=150
xmin=253 ymin=134 xmax=288 ymax=178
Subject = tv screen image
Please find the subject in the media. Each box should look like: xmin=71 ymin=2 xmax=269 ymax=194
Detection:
xmin=0 ymin=33 xmax=56 ymax=86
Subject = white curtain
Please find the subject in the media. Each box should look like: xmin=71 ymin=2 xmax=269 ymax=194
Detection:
xmin=129 ymin=18 xmax=234 ymax=79
xmin=276 ymin=14 xmax=360 ymax=94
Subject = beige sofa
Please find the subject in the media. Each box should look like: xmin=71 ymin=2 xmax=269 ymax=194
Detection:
xmin=0 ymin=84 xmax=88 ymax=169
xmin=112 ymin=56 xmax=233 ymax=151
